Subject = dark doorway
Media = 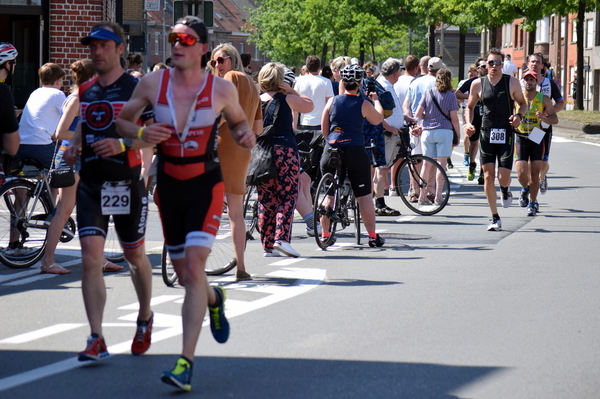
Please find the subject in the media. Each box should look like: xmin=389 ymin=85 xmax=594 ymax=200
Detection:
xmin=9 ymin=15 xmax=41 ymax=108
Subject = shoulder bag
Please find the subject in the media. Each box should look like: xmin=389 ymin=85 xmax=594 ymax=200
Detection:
xmin=429 ymin=89 xmax=459 ymax=146
xmin=48 ymin=141 xmax=75 ymax=188
xmin=246 ymin=97 xmax=280 ymax=186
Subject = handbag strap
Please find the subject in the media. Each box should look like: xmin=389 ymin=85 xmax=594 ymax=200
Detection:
xmin=263 ymin=95 xmax=281 ymax=131
xmin=429 ymin=89 xmax=451 ymax=121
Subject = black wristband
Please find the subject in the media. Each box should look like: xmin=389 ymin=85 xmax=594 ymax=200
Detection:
xmin=516 ymin=113 xmax=523 ymax=120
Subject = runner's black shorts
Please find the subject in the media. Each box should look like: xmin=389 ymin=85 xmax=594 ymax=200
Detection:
xmin=515 ymin=133 xmax=544 ymax=162
xmin=155 ymin=167 xmax=224 ymax=260
xmin=479 ymin=128 xmax=515 ymax=170
xmin=76 ymin=177 xmax=148 ymax=249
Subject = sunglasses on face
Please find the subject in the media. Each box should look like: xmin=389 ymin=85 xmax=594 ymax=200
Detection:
xmin=210 ymin=56 xmax=231 ymax=68
xmin=487 ymin=60 xmax=502 ymax=67
xmin=168 ymin=32 xmax=201 ymax=46
xmin=478 ymin=64 xmax=487 ymax=69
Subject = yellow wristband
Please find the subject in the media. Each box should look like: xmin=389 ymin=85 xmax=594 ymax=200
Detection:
xmin=137 ymin=126 xmax=146 ymax=139
xmin=118 ymin=138 xmax=126 ymax=153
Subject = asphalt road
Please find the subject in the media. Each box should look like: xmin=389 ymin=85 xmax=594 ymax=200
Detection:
xmin=0 ymin=128 xmax=599 ymax=398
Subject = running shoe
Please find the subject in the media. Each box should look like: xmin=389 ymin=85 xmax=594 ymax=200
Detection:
xmin=526 ymin=202 xmax=537 ymax=216
xmin=209 ymin=286 xmax=230 ymax=344
xmin=447 ymin=157 xmax=454 ymax=169
xmin=487 ymin=217 xmax=502 ymax=231
xmin=320 ymin=235 xmax=337 ymax=246
xmin=235 ymin=270 xmax=252 ymax=282
xmin=540 ymin=178 xmax=547 ymax=194
xmin=501 ymin=191 xmax=513 ymax=208
xmin=466 ymin=166 xmax=475 ymax=181
xmin=389 ymin=188 xmax=399 ymax=196
xmin=161 ymin=357 xmax=192 ymax=392
xmin=533 ymin=202 xmax=540 ymax=213
xmin=273 ymin=241 xmax=300 ymax=257
xmin=131 ymin=312 xmax=153 ymax=355
xmin=306 ymin=223 xmax=322 ymax=237
xmin=463 ymin=153 xmax=470 ymax=167
xmin=518 ymin=189 xmax=530 ymax=208
xmin=375 ymin=206 xmax=401 ymax=216
xmin=78 ymin=334 xmax=109 ymax=361
xmin=368 ymin=234 xmax=385 ymax=247
xmin=478 ymin=172 xmax=484 ymax=185
xmin=263 ymin=250 xmax=281 ymax=257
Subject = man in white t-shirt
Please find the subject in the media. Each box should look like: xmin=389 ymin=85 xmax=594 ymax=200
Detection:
xmin=393 ymin=55 xmax=419 ymax=109
xmin=403 ymin=56 xmax=440 ymax=155
xmin=294 ymin=55 xmax=333 ymax=131
xmin=16 ymin=63 xmax=66 ymax=170
xmin=502 ymin=54 xmax=518 ymax=77
xmin=373 ymin=58 xmax=404 ymax=215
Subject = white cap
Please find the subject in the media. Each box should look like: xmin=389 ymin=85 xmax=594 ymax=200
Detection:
xmin=428 ymin=57 xmax=446 ymax=71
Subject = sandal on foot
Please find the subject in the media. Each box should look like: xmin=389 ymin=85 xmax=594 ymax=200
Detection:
xmin=235 ymin=270 xmax=252 ymax=282
xmin=102 ymin=261 xmax=124 ymax=272
xmin=40 ymin=264 xmax=72 ymax=275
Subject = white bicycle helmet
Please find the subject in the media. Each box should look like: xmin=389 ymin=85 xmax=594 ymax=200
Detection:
xmin=340 ymin=64 xmax=364 ymax=83
xmin=284 ymin=68 xmax=295 ymax=86
xmin=0 ymin=43 xmax=18 ymax=64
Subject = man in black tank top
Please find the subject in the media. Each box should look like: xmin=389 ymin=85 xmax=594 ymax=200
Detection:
xmin=464 ymin=48 xmax=526 ymax=232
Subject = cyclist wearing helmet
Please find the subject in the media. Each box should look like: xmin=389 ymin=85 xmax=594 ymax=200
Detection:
xmin=0 ymin=42 xmax=19 ymax=156
xmin=320 ymin=64 xmax=386 ymax=247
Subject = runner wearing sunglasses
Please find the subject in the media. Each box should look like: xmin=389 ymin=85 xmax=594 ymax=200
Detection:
xmin=464 ymin=48 xmax=526 ymax=231
xmin=116 ymin=16 xmax=256 ymax=393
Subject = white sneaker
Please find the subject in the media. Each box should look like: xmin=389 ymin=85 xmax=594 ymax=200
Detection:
xmin=306 ymin=223 xmax=322 ymax=237
xmin=501 ymin=191 xmax=513 ymax=208
xmin=389 ymin=188 xmax=399 ymax=197
xmin=263 ymin=250 xmax=281 ymax=257
xmin=273 ymin=241 xmax=300 ymax=258
xmin=487 ymin=218 xmax=502 ymax=231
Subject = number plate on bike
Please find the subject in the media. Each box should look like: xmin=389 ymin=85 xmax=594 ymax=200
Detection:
xmin=489 ymin=128 xmax=507 ymax=144
xmin=101 ymin=185 xmax=131 ymax=215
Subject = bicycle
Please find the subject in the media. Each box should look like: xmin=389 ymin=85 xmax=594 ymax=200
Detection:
xmin=0 ymin=158 xmax=76 ymax=268
xmin=312 ymin=147 xmax=361 ymax=249
xmin=391 ymin=125 xmax=450 ymax=216
xmin=160 ymin=209 xmax=237 ymax=286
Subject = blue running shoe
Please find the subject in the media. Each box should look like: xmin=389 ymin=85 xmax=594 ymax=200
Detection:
xmin=209 ymin=286 xmax=230 ymax=343
xmin=463 ymin=153 xmax=470 ymax=167
xmin=161 ymin=357 xmax=192 ymax=392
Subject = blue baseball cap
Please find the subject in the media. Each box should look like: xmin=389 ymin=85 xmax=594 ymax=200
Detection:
xmin=81 ymin=28 xmax=123 ymax=45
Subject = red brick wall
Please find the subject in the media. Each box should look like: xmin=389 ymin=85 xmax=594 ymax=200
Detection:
xmin=49 ymin=0 xmax=108 ymax=89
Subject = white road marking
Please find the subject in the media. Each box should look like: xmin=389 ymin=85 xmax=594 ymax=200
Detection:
xmin=0 ymin=324 xmax=85 ymax=344
xmin=0 ymin=267 xmax=325 ymax=392
xmin=118 ymin=295 xmax=184 ymax=310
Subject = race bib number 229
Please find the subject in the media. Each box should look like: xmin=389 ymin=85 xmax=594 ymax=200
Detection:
xmin=490 ymin=128 xmax=507 ymax=144
xmin=101 ymin=185 xmax=131 ymax=215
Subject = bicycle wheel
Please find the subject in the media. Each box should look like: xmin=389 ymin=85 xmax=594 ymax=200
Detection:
xmin=0 ymin=179 xmax=52 ymax=268
xmin=58 ymin=216 xmax=77 ymax=243
xmin=206 ymin=217 xmax=237 ymax=276
xmin=349 ymin=193 xmax=361 ymax=245
xmin=243 ymin=184 xmax=259 ymax=239
xmin=161 ymin=244 xmax=178 ymax=286
xmin=104 ymin=216 xmax=125 ymax=263
xmin=313 ymin=173 xmax=338 ymax=249
xmin=395 ymin=155 xmax=450 ymax=216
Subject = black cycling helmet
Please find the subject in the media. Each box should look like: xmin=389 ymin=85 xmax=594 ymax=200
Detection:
xmin=0 ymin=42 xmax=18 ymax=65
xmin=284 ymin=68 xmax=295 ymax=86
xmin=340 ymin=64 xmax=364 ymax=83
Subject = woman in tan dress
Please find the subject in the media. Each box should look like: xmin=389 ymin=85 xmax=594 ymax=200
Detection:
xmin=210 ymin=44 xmax=262 ymax=281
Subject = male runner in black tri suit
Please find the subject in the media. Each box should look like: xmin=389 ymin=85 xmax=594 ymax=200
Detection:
xmin=465 ymin=48 xmax=526 ymax=231
xmin=64 ymin=22 xmax=154 ymax=362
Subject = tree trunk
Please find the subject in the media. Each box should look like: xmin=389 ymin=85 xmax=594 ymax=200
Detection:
xmin=459 ymin=30 xmax=466 ymax=81
xmin=322 ymin=43 xmax=328 ymax=65
xmin=428 ymin=25 xmax=436 ymax=56
xmin=332 ymin=41 xmax=336 ymax=60
xmin=371 ymin=42 xmax=376 ymax=64
xmin=359 ymin=42 xmax=365 ymax=66
xmin=489 ymin=25 xmax=499 ymax=49
xmin=576 ymin=0 xmax=586 ymax=110
xmin=527 ymin=29 xmax=536 ymax=56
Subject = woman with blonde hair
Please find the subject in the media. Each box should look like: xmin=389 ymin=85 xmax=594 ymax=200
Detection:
xmin=414 ymin=67 xmax=460 ymax=203
xmin=256 ymin=62 xmax=312 ymax=258
xmin=40 ymin=59 xmax=123 ymax=274
xmin=210 ymin=43 xmax=263 ymax=281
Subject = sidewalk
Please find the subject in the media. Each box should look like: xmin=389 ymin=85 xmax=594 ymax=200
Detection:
xmin=553 ymin=120 xmax=600 ymax=143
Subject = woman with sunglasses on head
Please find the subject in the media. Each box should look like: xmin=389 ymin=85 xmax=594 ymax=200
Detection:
xmin=464 ymin=48 xmax=526 ymax=232
xmin=209 ymin=43 xmax=262 ymax=281
xmin=256 ymin=62 xmax=313 ymax=258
